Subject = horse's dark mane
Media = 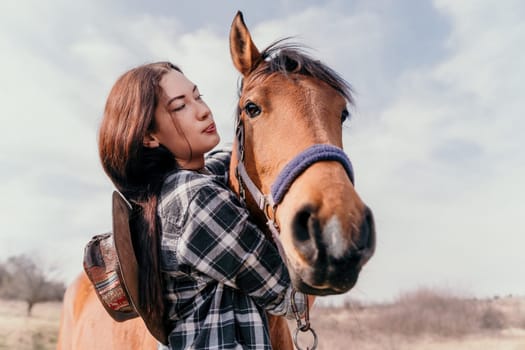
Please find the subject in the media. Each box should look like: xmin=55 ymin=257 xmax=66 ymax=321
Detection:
xmin=243 ymin=39 xmax=353 ymax=104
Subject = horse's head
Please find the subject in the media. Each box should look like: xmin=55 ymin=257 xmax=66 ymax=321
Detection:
xmin=228 ymin=12 xmax=375 ymax=296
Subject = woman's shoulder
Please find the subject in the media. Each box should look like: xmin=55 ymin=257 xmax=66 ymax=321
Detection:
xmin=205 ymin=146 xmax=232 ymax=179
xmin=161 ymin=170 xmax=210 ymax=201
xmin=158 ymin=170 xmax=233 ymax=216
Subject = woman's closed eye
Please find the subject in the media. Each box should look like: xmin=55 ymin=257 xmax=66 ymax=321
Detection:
xmin=171 ymin=92 xmax=203 ymax=112
xmin=172 ymin=104 xmax=185 ymax=112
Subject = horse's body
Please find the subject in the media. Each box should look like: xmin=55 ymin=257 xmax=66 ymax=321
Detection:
xmin=57 ymin=12 xmax=375 ymax=350
xmin=58 ymin=273 xmax=156 ymax=349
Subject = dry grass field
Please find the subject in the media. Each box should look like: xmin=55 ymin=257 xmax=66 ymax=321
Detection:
xmin=1 ymin=289 xmax=525 ymax=349
xmin=304 ymin=290 xmax=525 ymax=350
xmin=0 ymin=300 xmax=60 ymax=350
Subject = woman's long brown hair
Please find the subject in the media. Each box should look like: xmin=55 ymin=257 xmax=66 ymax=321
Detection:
xmin=98 ymin=61 xmax=181 ymax=316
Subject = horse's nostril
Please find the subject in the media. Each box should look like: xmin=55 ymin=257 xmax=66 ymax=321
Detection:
xmin=292 ymin=206 xmax=320 ymax=262
xmin=357 ymin=207 xmax=375 ymax=251
xmin=293 ymin=208 xmax=312 ymax=242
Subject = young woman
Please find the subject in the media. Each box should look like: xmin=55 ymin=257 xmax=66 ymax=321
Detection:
xmin=98 ymin=62 xmax=307 ymax=349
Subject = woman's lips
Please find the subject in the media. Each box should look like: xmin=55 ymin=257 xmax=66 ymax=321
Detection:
xmin=203 ymin=123 xmax=216 ymax=133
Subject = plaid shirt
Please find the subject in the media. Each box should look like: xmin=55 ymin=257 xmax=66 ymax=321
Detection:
xmin=158 ymin=148 xmax=306 ymax=350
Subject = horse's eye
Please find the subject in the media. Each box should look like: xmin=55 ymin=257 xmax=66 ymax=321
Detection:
xmin=341 ymin=108 xmax=350 ymax=123
xmin=244 ymin=101 xmax=262 ymax=118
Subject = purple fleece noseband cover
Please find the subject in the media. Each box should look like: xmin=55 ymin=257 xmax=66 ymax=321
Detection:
xmin=270 ymin=144 xmax=354 ymax=205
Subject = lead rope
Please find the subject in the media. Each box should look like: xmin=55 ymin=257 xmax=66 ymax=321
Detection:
xmin=235 ymin=116 xmax=317 ymax=350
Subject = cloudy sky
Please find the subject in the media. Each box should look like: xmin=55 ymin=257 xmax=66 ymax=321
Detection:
xmin=1 ymin=0 xmax=523 ymax=303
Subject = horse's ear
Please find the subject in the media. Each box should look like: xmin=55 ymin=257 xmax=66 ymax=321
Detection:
xmin=229 ymin=11 xmax=261 ymax=77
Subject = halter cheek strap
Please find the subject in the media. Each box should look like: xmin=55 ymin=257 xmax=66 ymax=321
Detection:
xmin=235 ymin=114 xmax=355 ymax=260
xmin=236 ymin=144 xmax=354 ymax=209
xmin=235 ymin=143 xmax=354 ymax=262
xmin=271 ymin=144 xmax=354 ymax=205
xmin=235 ymin=128 xmax=356 ymax=347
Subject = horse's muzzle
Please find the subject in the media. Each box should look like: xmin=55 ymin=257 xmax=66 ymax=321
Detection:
xmin=289 ymin=206 xmax=376 ymax=295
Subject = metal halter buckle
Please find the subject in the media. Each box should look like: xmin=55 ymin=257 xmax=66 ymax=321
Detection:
xmin=291 ymin=289 xmax=317 ymax=350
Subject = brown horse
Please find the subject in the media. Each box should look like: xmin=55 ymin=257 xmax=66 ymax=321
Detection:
xmin=57 ymin=11 xmax=375 ymax=350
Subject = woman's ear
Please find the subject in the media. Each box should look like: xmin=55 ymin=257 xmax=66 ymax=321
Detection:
xmin=143 ymin=132 xmax=160 ymax=148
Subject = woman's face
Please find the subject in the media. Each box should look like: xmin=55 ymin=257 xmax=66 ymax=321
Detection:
xmin=147 ymin=69 xmax=220 ymax=169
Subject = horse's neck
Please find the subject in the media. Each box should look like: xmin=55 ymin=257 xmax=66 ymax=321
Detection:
xmin=228 ymin=147 xmax=241 ymax=198
xmin=229 ymin=149 xmax=293 ymax=348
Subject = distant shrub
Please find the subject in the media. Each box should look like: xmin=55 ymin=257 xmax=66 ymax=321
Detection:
xmin=342 ymin=298 xmax=365 ymax=311
xmin=369 ymin=287 xmax=480 ymax=337
xmin=520 ymin=317 xmax=525 ymax=329
xmin=318 ymin=288 xmax=525 ymax=340
xmin=480 ymin=306 xmax=506 ymax=330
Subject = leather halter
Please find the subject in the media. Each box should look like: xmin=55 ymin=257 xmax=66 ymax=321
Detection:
xmin=234 ymin=114 xmax=354 ymax=350
xmin=234 ymin=115 xmax=354 ymax=258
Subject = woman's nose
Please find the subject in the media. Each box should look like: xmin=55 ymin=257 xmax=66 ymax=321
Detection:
xmin=197 ymin=101 xmax=212 ymax=120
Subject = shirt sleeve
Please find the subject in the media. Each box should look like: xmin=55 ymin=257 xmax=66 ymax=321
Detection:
xmin=205 ymin=147 xmax=232 ymax=178
xmin=176 ymin=181 xmax=306 ymax=317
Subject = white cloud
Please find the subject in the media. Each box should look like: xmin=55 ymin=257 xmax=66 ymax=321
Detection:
xmin=0 ymin=1 xmax=239 ymax=283
xmin=343 ymin=0 xmax=525 ymax=301
xmin=1 ymin=1 xmax=523 ymax=302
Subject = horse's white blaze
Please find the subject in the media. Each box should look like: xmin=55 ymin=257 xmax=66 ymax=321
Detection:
xmin=323 ymin=216 xmax=346 ymax=259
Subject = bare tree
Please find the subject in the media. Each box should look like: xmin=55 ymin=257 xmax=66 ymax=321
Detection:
xmin=0 ymin=263 xmax=7 ymax=287
xmin=1 ymin=254 xmax=65 ymax=316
